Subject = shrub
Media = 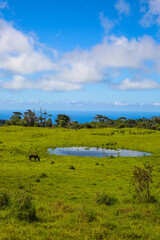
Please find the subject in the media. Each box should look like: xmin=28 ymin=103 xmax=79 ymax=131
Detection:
xmin=92 ymin=229 xmax=108 ymax=239
xmin=117 ymin=123 xmax=125 ymax=129
xmin=39 ymin=173 xmax=47 ymax=178
xmin=132 ymin=164 xmax=154 ymax=202
xmin=86 ymin=209 xmax=97 ymax=222
xmin=0 ymin=190 xmax=10 ymax=209
xmin=80 ymin=208 xmax=97 ymax=223
xmin=96 ymin=192 xmax=117 ymax=206
xmin=53 ymin=201 xmax=75 ymax=213
xmin=35 ymin=178 xmax=40 ymax=182
xmin=13 ymin=192 xmax=37 ymax=221
xmin=69 ymin=165 xmax=75 ymax=170
xmin=18 ymin=184 xmax=25 ymax=190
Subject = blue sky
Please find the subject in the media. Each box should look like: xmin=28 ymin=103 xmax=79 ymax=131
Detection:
xmin=1 ymin=0 xmax=160 ymax=111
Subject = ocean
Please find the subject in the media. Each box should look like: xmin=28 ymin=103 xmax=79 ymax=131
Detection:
xmin=0 ymin=110 xmax=160 ymax=124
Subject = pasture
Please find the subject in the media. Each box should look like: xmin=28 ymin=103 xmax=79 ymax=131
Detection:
xmin=0 ymin=126 xmax=160 ymax=239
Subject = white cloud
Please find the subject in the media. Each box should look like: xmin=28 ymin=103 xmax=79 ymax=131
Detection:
xmin=115 ymin=0 xmax=130 ymax=16
xmin=114 ymin=101 xmax=131 ymax=106
xmin=0 ymin=1 xmax=7 ymax=9
xmin=99 ymin=13 xmax=115 ymax=34
xmin=1 ymin=75 xmax=82 ymax=92
xmin=112 ymin=78 xmax=160 ymax=90
xmin=51 ymin=35 xmax=160 ymax=86
xmin=140 ymin=0 xmax=160 ymax=27
xmin=2 ymin=34 xmax=160 ymax=91
xmin=0 ymin=19 xmax=55 ymax=74
xmin=1 ymin=18 xmax=160 ymax=91
xmin=153 ymin=102 xmax=160 ymax=106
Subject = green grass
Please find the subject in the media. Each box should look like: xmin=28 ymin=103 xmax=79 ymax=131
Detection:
xmin=0 ymin=126 xmax=160 ymax=239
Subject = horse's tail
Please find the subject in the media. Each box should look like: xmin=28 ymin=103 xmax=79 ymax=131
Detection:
xmin=29 ymin=155 xmax=31 ymax=160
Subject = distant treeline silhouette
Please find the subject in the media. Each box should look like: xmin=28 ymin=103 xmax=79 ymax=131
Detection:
xmin=1 ymin=110 xmax=160 ymax=130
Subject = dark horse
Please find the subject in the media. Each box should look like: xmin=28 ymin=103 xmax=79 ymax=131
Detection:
xmin=29 ymin=154 xmax=40 ymax=161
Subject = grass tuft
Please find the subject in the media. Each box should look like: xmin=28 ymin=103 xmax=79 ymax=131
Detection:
xmin=13 ymin=191 xmax=37 ymax=222
xmin=96 ymin=192 xmax=117 ymax=206
xmin=0 ymin=189 xmax=10 ymax=209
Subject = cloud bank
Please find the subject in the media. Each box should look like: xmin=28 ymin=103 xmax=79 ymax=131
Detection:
xmin=0 ymin=17 xmax=160 ymax=91
xmin=112 ymin=78 xmax=160 ymax=90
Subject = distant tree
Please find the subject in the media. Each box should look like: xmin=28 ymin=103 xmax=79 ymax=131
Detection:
xmin=137 ymin=117 xmax=147 ymax=123
xmin=38 ymin=109 xmax=52 ymax=127
xmin=6 ymin=112 xmax=23 ymax=125
xmin=43 ymin=110 xmax=47 ymax=127
xmin=68 ymin=121 xmax=79 ymax=130
xmin=39 ymin=108 xmax=43 ymax=127
xmin=34 ymin=121 xmax=40 ymax=127
xmin=0 ymin=119 xmax=6 ymax=126
xmin=125 ymin=119 xmax=136 ymax=128
xmin=150 ymin=116 xmax=160 ymax=124
xmin=45 ymin=118 xmax=52 ymax=127
xmin=116 ymin=117 xmax=127 ymax=128
xmin=117 ymin=117 xmax=127 ymax=121
xmin=23 ymin=110 xmax=38 ymax=127
xmin=83 ymin=122 xmax=92 ymax=128
xmin=94 ymin=115 xmax=106 ymax=123
xmin=55 ymin=114 xmax=70 ymax=128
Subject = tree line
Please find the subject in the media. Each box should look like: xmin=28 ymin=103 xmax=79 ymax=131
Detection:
xmin=4 ymin=110 xmax=71 ymax=128
xmin=1 ymin=111 xmax=160 ymax=130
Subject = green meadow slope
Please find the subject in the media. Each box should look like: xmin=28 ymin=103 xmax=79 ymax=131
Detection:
xmin=0 ymin=126 xmax=160 ymax=239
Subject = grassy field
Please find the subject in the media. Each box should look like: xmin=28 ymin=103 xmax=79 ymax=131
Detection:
xmin=0 ymin=126 xmax=160 ymax=239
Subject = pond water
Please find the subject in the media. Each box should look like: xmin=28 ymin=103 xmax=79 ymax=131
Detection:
xmin=48 ymin=147 xmax=152 ymax=158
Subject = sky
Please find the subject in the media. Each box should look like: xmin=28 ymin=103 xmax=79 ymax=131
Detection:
xmin=1 ymin=0 xmax=160 ymax=112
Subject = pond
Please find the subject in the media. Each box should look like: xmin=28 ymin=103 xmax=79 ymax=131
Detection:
xmin=48 ymin=147 xmax=152 ymax=158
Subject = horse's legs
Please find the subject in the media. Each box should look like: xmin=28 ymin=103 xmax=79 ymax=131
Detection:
xmin=36 ymin=156 xmax=40 ymax=161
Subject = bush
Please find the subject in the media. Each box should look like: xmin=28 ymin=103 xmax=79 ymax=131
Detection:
xmin=80 ymin=208 xmax=97 ymax=223
xmin=117 ymin=123 xmax=125 ymax=129
xmin=96 ymin=192 xmax=117 ymax=206
xmin=35 ymin=178 xmax=40 ymax=182
xmin=13 ymin=192 xmax=37 ymax=221
xmin=132 ymin=164 xmax=154 ymax=202
xmin=86 ymin=209 xmax=97 ymax=222
xmin=0 ymin=190 xmax=10 ymax=209
xmin=39 ymin=173 xmax=47 ymax=178
xmin=69 ymin=165 xmax=75 ymax=170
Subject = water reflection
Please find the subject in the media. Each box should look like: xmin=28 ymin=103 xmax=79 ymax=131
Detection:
xmin=48 ymin=147 xmax=152 ymax=158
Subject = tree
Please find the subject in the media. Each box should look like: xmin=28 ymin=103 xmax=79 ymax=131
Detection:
xmin=55 ymin=114 xmax=70 ymax=128
xmin=0 ymin=119 xmax=6 ymax=126
xmin=43 ymin=110 xmax=47 ymax=127
xmin=94 ymin=115 xmax=106 ymax=123
xmin=125 ymin=119 xmax=136 ymax=128
xmin=39 ymin=108 xmax=43 ymax=127
xmin=68 ymin=121 xmax=79 ymax=130
xmin=23 ymin=110 xmax=38 ymax=127
xmin=6 ymin=112 xmax=23 ymax=125
xmin=38 ymin=109 xmax=52 ymax=127
xmin=45 ymin=118 xmax=52 ymax=127
xmin=117 ymin=117 xmax=127 ymax=121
